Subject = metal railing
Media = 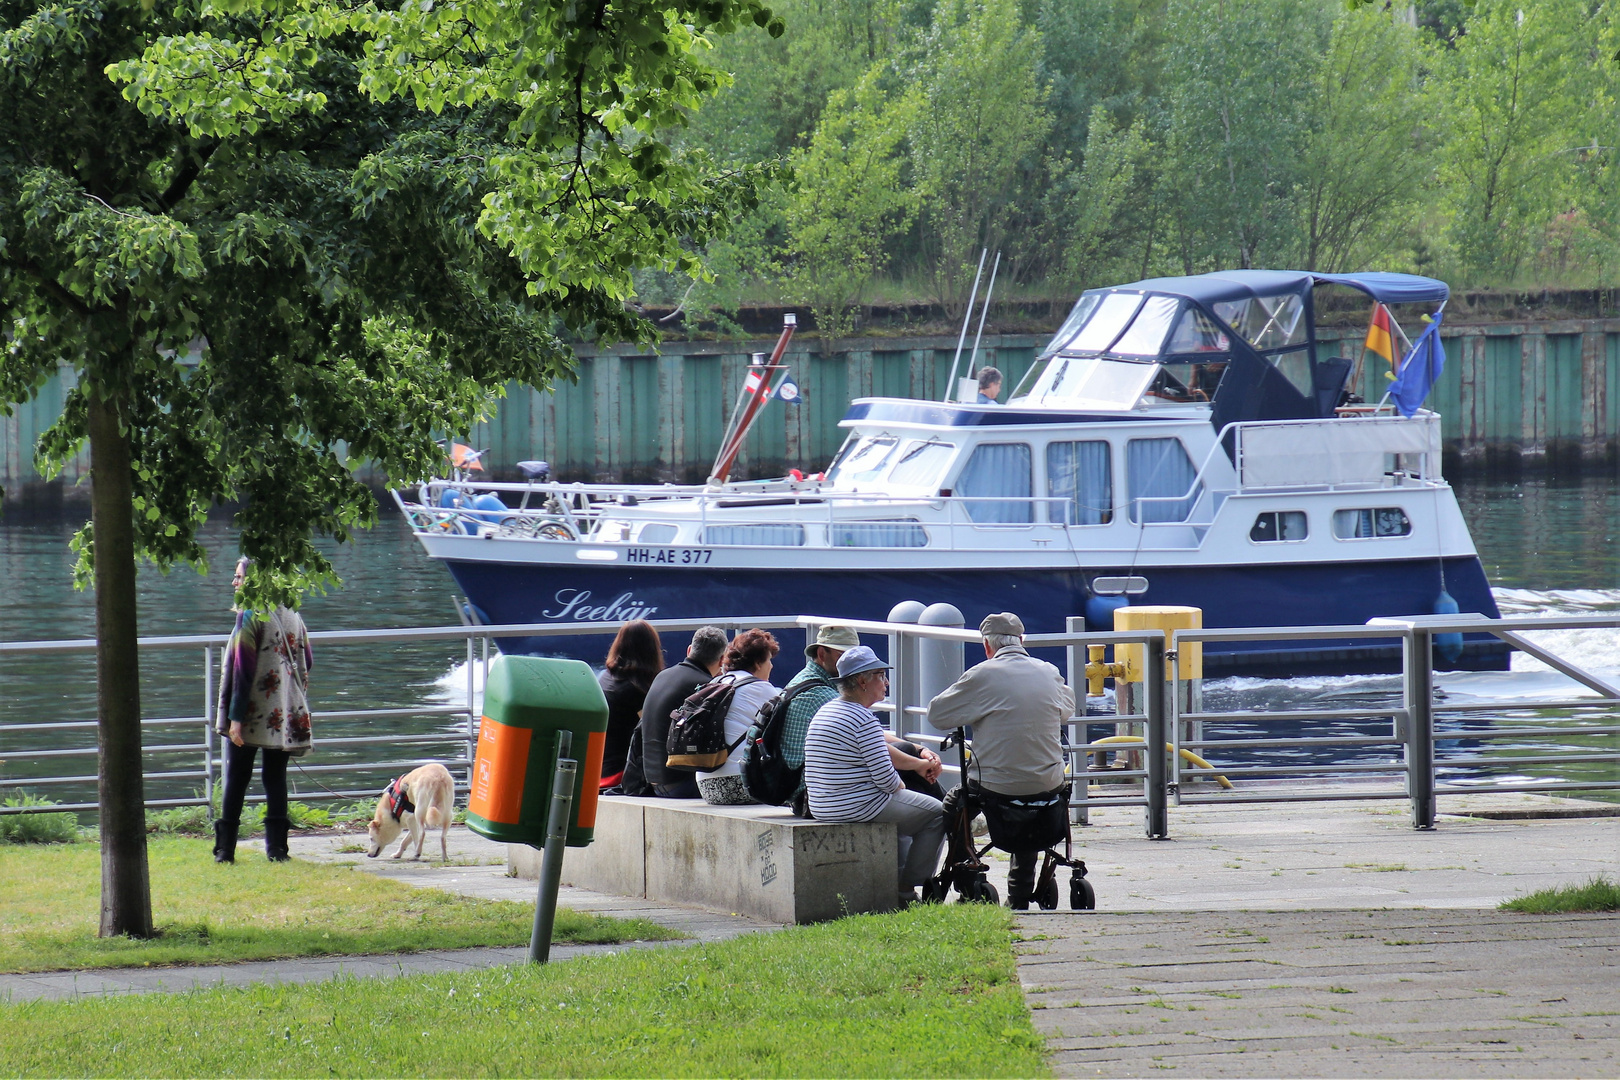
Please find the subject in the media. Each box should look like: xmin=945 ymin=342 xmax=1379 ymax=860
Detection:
xmin=2 ymin=612 xmax=1615 ymax=837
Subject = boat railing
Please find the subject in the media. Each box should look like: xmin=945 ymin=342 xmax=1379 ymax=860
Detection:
xmin=4 ymin=612 xmax=1614 ymax=837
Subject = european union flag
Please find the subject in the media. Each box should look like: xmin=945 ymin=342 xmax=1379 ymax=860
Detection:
xmin=1388 ymin=311 xmax=1445 ymax=418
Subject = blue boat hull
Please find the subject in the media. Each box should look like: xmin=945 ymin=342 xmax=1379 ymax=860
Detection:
xmin=440 ymin=554 xmax=1509 ymax=677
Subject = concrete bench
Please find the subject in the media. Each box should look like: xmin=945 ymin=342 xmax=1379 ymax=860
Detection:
xmin=507 ymin=796 xmax=898 ymax=924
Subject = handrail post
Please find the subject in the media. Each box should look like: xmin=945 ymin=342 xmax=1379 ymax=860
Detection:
xmin=1405 ymin=628 xmax=1436 ymax=830
xmin=1144 ymin=633 xmax=1169 ymax=839
xmin=1065 ymin=617 xmax=1089 ymax=826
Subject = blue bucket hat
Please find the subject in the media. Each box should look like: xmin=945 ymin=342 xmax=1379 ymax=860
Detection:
xmin=835 ymin=645 xmax=889 ymax=679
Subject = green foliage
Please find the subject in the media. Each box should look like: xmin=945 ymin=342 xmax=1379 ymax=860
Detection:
xmin=1296 ymin=5 xmax=1431 ymax=272
xmin=785 ymin=69 xmax=918 ymax=335
xmin=907 ymin=0 xmax=1051 ymax=310
xmin=0 ymin=837 xmax=680 ymax=973
xmin=1058 ymin=106 xmax=1153 ymax=289
xmin=1430 ymin=0 xmax=1604 ymax=282
xmin=1500 ymin=875 xmax=1620 ymax=913
xmin=0 ymin=793 xmax=79 ymax=844
xmin=0 ymin=903 xmax=1043 ymax=1077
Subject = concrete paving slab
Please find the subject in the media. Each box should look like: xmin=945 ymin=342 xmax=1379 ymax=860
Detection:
xmin=1018 ymin=909 xmax=1618 ymax=1079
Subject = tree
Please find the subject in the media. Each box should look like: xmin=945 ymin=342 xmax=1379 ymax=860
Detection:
xmin=1058 ymin=105 xmax=1152 ymax=289
xmin=1296 ymin=5 xmax=1431 ymax=272
xmin=1429 ymin=0 xmax=1591 ymax=280
xmin=906 ymin=0 xmax=1050 ymax=311
xmin=0 ymin=0 xmax=780 ymax=937
xmin=784 ymin=70 xmax=917 ymax=336
xmin=1158 ymin=0 xmax=1330 ymax=271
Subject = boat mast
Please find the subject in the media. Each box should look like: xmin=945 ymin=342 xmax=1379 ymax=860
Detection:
xmin=708 ymin=314 xmax=797 ymax=485
xmin=942 ymin=249 xmax=988 ymax=402
xmin=964 ymin=251 xmax=1001 ymax=390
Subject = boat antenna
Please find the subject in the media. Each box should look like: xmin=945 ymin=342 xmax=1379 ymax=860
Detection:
xmin=709 ymin=313 xmax=796 ymax=485
xmin=943 ymin=249 xmax=989 ymax=402
xmin=965 ymin=251 xmax=1001 ymax=388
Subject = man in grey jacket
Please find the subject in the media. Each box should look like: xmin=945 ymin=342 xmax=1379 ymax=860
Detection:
xmin=926 ymin=611 xmax=1075 ymax=908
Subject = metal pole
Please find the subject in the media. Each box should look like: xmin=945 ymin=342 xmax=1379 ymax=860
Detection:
xmin=202 ymin=646 xmax=214 ymax=810
xmin=965 ymin=251 xmax=1001 ymax=383
xmin=943 ymin=249 xmax=988 ymax=402
xmin=1065 ymin=617 xmax=1089 ymax=826
xmin=1144 ymin=634 xmax=1169 ymax=839
xmin=529 ymin=728 xmax=577 ymax=964
xmin=1406 ymin=629 xmax=1436 ymax=830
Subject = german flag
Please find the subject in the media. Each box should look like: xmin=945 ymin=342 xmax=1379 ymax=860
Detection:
xmin=1364 ymin=303 xmax=1400 ymax=378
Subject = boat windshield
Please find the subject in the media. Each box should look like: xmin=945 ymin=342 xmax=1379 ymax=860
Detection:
xmin=886 ymin=439 xmax=957 ymax=489
xmin=1010 ymin=356 xmax=1159 ymax=409
xmin=824 ymin=435 xmax=900 ymax=488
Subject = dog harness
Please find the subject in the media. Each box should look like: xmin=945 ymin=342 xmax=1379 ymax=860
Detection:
xmin=384 ymin=776 xmax=416 ymax=821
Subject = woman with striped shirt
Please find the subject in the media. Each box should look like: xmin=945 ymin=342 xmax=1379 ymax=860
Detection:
xmin=804 ymin=646 xmax=946 ymax=903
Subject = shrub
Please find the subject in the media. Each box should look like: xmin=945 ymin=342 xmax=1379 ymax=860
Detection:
xmin=0 ymin=793 xmax=80 ymax=844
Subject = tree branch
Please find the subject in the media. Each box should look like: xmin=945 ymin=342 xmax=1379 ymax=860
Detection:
xmin=158 ymin=141 xmax=219 ymax=212
xmin=12 ymin=257 xmax=96 ymax=319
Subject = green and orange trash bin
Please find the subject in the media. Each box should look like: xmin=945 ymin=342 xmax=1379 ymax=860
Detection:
xmin=466 ymin=655 xmax=608 ymax=961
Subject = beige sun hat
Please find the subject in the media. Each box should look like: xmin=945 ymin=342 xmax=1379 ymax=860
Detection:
xmin=805 ymin=624 xmax=861 ymax=659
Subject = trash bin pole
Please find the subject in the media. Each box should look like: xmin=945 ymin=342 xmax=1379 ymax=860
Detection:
xmin=529 ymin=729 xmax=577 ymax=964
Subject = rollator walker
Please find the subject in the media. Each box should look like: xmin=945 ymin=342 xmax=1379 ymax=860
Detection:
xmin=922 ymin=727 xmax=1096 ymax=910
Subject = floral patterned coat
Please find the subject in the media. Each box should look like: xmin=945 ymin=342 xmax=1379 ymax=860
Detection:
xmin=216 ymin=607 xmax=315 ymax=756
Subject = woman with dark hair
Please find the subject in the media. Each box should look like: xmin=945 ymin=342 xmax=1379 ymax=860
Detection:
xmin=597 ymin=620 xmax=664 ymax=789
xmin=696 ymin=628 xmax=780 ymax=805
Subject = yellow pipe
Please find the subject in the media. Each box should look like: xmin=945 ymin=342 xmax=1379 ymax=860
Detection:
xmin=1089 ymin=735 xmax=1233 ymax=789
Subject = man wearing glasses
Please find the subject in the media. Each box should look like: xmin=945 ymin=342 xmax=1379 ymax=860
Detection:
xmin=803 ymin=646 xmax=946 ymax=906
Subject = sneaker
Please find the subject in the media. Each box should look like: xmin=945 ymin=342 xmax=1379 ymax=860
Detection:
xmin=896 ymin=888 xmax=920 ymax=909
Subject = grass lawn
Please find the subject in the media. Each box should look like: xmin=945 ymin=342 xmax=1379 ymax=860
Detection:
xmin=1500 ymin=875 xmax=1620 ymax=913
xmin=0 ymin=838 xmax=678 ymax=973
xmin=0 ymin=903 xmax=1044 ymax=1078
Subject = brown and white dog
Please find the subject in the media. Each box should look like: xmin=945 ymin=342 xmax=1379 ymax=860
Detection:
xmin=366 ymin=763 xmax=455 ymax=862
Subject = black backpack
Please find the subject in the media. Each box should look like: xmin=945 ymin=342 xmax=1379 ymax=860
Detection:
xmin=740 ymin=678 xmax=832 ymax=806
xmin=664 ymin=673 xmax=756 ymax=771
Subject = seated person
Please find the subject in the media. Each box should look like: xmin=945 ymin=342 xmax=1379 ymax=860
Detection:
xmin=766 ymin=625 xmax=944 ymax=813
xmin=638 ymin=626 xmax=727 ymax=798
xmin=805 ymin=646 xmax=945 ymax=905
xmin=926 ymin=612 xmax=1075 ymax=910
xmin=696 ymin=629 xmax=781 ymax=805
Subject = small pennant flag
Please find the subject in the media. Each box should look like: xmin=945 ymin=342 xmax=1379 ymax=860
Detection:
xmin=1364 ymin=303 xmax=1399 ymax=377
xmin=772 ymin=372 xmax=801 ymax=403
xmin=742 ymin=367 xmax=766 ymax=397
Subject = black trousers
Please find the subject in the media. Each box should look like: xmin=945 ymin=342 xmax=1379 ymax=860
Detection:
xmin=1008 ymin=850 xmax=1039 ymax=900
xmin=220 ymin=740 xmax=291 ymax=824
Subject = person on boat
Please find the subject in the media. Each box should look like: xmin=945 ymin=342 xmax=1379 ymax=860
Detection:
xmin=696 ymin=629 xmax=781 ymax=805
xmin=975 ymin=366 xmax=1003 ymax=404
xmin=636 ymin=626 xmax=727 ymax=798
xmin=596 ymin=620 xmax=664 ymax=791
xmin=213 ymin=557 xmax=314 ymax=864
xmin=926 ymin=612 xmax=1074 ymax=910
xmin=805 ymin=646 xmax=946 ymax=906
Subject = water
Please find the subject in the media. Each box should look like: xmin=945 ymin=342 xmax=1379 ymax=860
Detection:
xmin=1 ymin=476 xmax=1616 ymax=806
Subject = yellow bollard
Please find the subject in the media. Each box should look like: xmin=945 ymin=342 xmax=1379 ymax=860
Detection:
xmin=1112 ymin=606 xmax=1203 ymax=682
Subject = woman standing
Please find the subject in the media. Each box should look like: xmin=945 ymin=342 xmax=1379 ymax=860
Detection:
xmin=696 ymin=629 xmax=780 ymax=805
xmin=597 ymin=619 xmax=664 ymax=789
xmin=213 ymin=558 xmax=314 ymax=864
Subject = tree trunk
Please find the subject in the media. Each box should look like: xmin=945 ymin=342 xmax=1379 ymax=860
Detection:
xmin=88 ymin=391 xmax=154 ymax=939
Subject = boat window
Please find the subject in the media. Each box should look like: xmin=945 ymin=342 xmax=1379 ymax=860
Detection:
xmin=1009 ymin=357 xmax=1051 ymax=401
xmin=1027 ymin=356 xmax=1158 ymax=409
xmin=637 ymin=523 xmax=678 ymax=544
xmin=1332 ymin=507 xmax=1411 ymax=539
xmin=1126 ymin=438 xmax=1202 ymax=523
xmin=1111 ymin=295 xmax=1180 ymax=356
xmin=887 ymin=439 xmax=956 ymax=488
xmin=701 ymin=524 xmax=807 ymax=546
xmin=824 ymin=435 xmax=899 ymax=487
xmin=1045 ymin=293 xmax=1103 ymax=354
xmin=1165 ymin=308 xmax=1230 ymax=354
xmin=1047 ymin=441 xmax=1113 ymax=525
xmin=1069 ymin=292 xmax=1142 ymax=353
xmin=831 ymin=520 xmax=929 ymax=547
xmin=1213 ymin=293 xmax=1306 ymax=351
xmin=956 ymin=443 xmax=1033 ymax=524
xmin=1249 ymin=510 xmax=1307 ymax=542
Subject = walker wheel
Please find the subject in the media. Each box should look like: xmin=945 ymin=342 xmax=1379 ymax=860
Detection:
xmin=1036 ymin=877 xmax=1060 ymax=910
xmin=1070 ymin=876 xmax=1096 ymax=910
xmin=963 ymin=879 xmax=999 ymax=905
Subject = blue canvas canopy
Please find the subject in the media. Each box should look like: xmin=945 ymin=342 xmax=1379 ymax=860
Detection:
xmin=1037 ymin=269 xmax=1450 ymax=430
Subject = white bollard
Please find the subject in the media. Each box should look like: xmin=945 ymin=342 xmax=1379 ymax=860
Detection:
xmin=886 ymin=600 xmax=926 ymax=743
